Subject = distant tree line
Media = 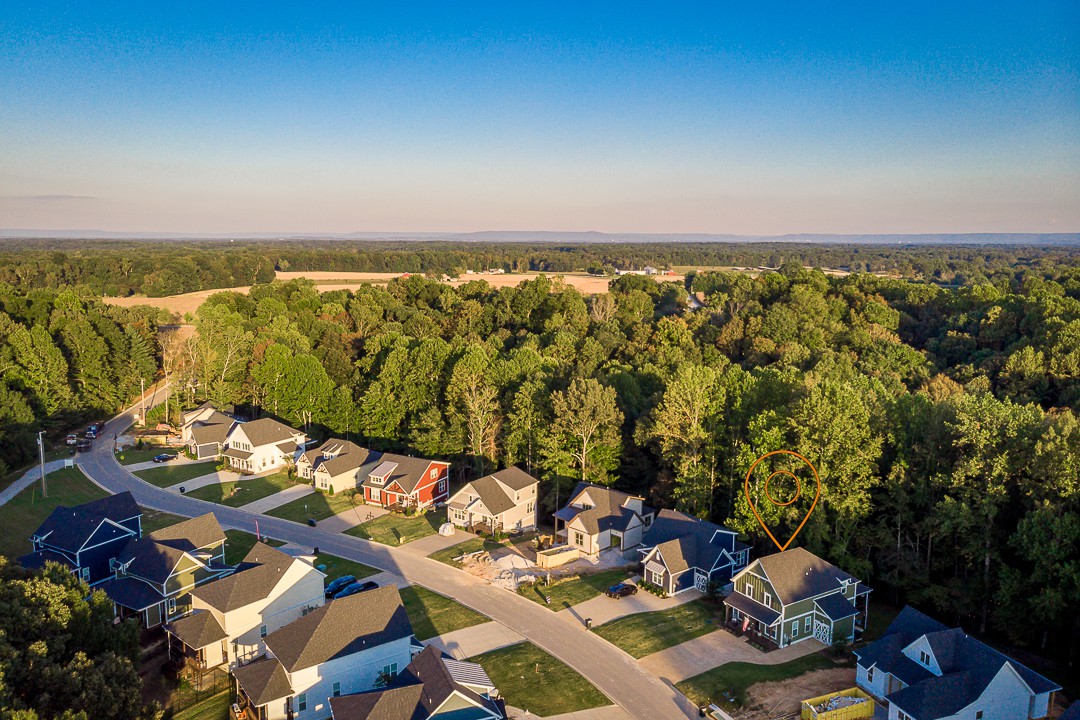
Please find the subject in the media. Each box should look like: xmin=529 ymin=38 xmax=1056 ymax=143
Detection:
xmin=0 ymin=239 xmax=1077 ymax=297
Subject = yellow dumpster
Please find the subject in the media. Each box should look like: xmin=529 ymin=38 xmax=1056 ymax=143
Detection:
xmin=801 ymin=688 xmax=874 ymax=720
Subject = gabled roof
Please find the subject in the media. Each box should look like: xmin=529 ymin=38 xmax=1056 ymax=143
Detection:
xmin=360 ymin=453 xmax=443 ymax=494
xmin=329 ymin=686 xmax=426 ymax=720
xmin=192 ymin=542 xmax=300 ymax=613
xmin=457 ymin=467 xmax=539 ymax=517
xmin=265 ymin=586 xmax=413 ymax=673
xmin=232 ymin=417 xmax=303 ymax=447
xmin=488 ymin=467 xmax=538 ymax=492
xmin=30 ymin=491 xmax=140 ymax=553
xmin=557 ymin=482 xmax=650 ymax=535
xmin=188 ymin=411 xmax=236 ymax=446
xmin=115 ymin=513 xmax=227 ymax=583
xmin=233 ymin=656 xmax=294 ymax=706
xmin=750 ymin=547 xmax=862 ymax=605
xmin=165 ymin=609 xmax=227 ymax=649
xmin=857 ymin=605 xmax=1061 ymax=720
xmin=815 ymin=593 xmax=859 ymax=622
xmin=17 ymin=548 xmax=76 ymax=571
xmin=724 ymin=588 xmax=781 ymax=626
xmin=98 ymin=576 xmax=165 ymax=611
xmin=643 ymin=509 xmax=745 ymax=574
xmin=147 ymin=513 xmax=226 ymax=553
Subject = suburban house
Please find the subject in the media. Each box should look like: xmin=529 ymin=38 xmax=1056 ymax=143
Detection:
xmin=854 ymin=606 xmax=1060 ymax=720
xmin=447 ymin=466 xmax=539 ymax=534
xmin=724 ymin=547 xmax=871 ymax=650
xmin=232 ymin=586 xmax=417 ymax=720
xmin=296 ymin=439 xmax=450 ymax=510
xmin=18 ymin=491 xmax=142 ymax=585
xmin=164 ymin=542 xmax=325 ymax=673
xmin=328 ymin=645 xmax=504 ymax=720
xmin=181 ymin=403 xmax=239 ymax=460
xmin=638 ymin=509 xmax=750 ymax=595
xmin=553 ymin=483 xmax=655 ymax=557
xmin=223 ymin=417 xmax=308 ymax=474
xmin=99 ymin=513 xmax=233 ymax=628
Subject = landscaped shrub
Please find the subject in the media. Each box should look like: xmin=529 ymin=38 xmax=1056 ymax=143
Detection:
xmin=638 ymin=580 xmax=668 ymax=599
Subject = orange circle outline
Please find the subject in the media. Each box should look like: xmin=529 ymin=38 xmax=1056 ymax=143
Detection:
xmin=764 ymin=469 xmax=801 ymax=507
xmin=744 ymin=449 xmax=822 ymax=552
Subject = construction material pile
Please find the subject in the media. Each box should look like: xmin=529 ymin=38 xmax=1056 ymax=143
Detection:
xmin=811 ymin=695 xmax=868 ymax=713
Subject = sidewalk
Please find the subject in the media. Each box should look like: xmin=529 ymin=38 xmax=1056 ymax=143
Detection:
xmin=399 ymin=526 xmax=472 ymax=556
xmin=556 ymin=586 xmax=703 ymax=627
xmin=638 ymin=632 xmax=827 ymax=683
xmin=0 ymin=459 xmax=70 ymax=506
xmin=424 ymin=621 xmax=525 ymax=659
xmin=240 ymin=484 xmax=314 ymax=513
xmin=165 ymin=468 xmax=274 ymax=494
xmin=316 ymin=504 xmax=389 ymax=533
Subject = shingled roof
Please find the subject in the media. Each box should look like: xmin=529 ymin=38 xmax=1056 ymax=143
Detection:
xmin=643 ymin=509 xmax=745 ymax=574
xmin=264 ymin=586 xmax=413 ymax=673
xmin=165 ymin=609 xmax=227 ymax=649
xmin=191 ymin=542 xmax=300 ymax=613
xmin=146 ymin=513 xmax=226 ymax=553
xmin=188 ymin=411 xmax=236 ymax=446
xmin=234 ymin=417 xmax=302 ymax=447
xmin=304 ymin=439 xmax=378 ymax=478
xmin=555 ymin=483 xmax=650 ymax=535
xmin=753 ymin=547 xmax=862 ymax=604
xmin=30 ymin=491 xmax=140 ymax=553
xmin=114 ymin=513 xmax=227 ymax=584
xmin=456 ymin=467 xmax=539 ymax=517
xmin=359 ymin=452 xmax=441 ymax=494
xmin=233 ymin=656 xmax=294 ymax=706
xmin=328 ymin=686 xmax=426 ymax=720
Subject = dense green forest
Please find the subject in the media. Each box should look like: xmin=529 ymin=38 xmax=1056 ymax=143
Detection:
xmin=1 ymin=239 xmax=1078 ymax=296
xmin=1 ymin=257 xmax=1078 ymax=672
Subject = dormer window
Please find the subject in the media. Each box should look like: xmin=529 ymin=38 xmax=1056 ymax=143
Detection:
xmin=919 ymin=650 xmax=930 ymax=666
xmin=369 ymin=460 xmax=397 ymax=486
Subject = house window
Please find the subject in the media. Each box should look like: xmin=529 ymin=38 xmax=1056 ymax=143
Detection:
xmin=297 ymin=693 xmax=307 ymax=712
xmin=80 ymin=567 xmax=90 ymax=581
xmin=430 ymin=468 xmax=438 ymax=479
xmin=370 ymin=488 xmax=381 ymax=502
xmin=744 ymin=582 xmax=753 ymax=598
xmin=975 ymin=713 xmax=982 ymax=720
xmin=526 ymin=501 xmax=535 ymax=514
xmin=897 ymin=712 xmax=912 ymax=720
xmin=573 ymin=531 xmax=585 ymax=547
xmin=382 ymin=662 xmax=398 ymax=676
xmin=437 ymin=479 xmax=446 ymax=494
xmin=650 ymin=569 xmax=663 ymax=585
xmin=260 ymin=624 xmax=267 ymax=638
xmin=763 ymin=593 xmax=772 ymax=609
xmin=804 ymin=617 xmax=812 ymax=633
xmin=919 ymin=650 xmax=930 ymax=666
xmin=791 ymin=621 xmax=799 ymax=638
xmin=867 ymin=667 xmax=874 ymax=683
xmin=332 ymin=681 xmax=341 ymax=697
xmin=166 ymin=598 xmax=176 ymax=615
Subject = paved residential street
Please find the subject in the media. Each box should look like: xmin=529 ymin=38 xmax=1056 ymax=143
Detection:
xmin=77 ymin=398 xmax=699 ymax=720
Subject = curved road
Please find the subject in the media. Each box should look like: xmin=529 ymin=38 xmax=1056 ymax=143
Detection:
xmin=79 ymin=395 xmax=696 ymax=720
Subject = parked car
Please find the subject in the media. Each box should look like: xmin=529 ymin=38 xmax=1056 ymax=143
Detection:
xmin=152 ymin=453 xmax=176 ymax=463
xmin=65 ymin=434 xmax=79 ymax=446
xmin=333 ymin=580 xmax=378 ymax=599
xmin=75 ymin=439 xmax=92 ymax=452
xmin=324 ymin=575 xmax=357 ymax=598
xmin=604 ymin=582 xmax=638 ymax=599
xmin=88 ymin=423 xmax=102 ymax=434
xmin=84 ymin=429 xmax=97 ymax=439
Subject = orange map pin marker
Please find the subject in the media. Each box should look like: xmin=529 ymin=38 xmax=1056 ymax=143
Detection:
xmin=744 ymin=449 xmax=821 ymax=552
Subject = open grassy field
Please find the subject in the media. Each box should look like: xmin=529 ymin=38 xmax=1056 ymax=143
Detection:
xmin=223 ymin=529 xmax=286 ymax=565
xmin=398 ymin=585 xmax=487 ymax=641
xmin=593 ymin=600 xmax=722 ymax=658
xmin=468 ymin=642 xmax=609 ymax=715
xmin=518 ymin=567 xmax=634 ymax=610
xmin=114 ymin=447 xmax=171 ymax=465
xmin=0 ymin=466 xmax=108 ymax=559
xmin=265 ymin=490 xmax=358 ymax=524
xmin=134 ymin=460 xmax=217 ymax=488
xmin=314 ymin=553 xmax=379 ymax=584
xmin=0 ymin=448 xmax=74 ymax=494
xmin=345 ymin=508 xmax=446 ymax=546
xmin=184 ymin=471 xmax=296 ymax=508
xmin=676 ymin=653 xmax=841 ymax=708
xmin=140 ymin=508 xmax=186 ymax=534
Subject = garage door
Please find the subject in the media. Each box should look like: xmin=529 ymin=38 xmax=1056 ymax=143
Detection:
xmin=813 ymin=620 xmax=832 ymax=644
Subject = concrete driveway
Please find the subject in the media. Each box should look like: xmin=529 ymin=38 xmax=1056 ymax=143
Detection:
xmin=77 ymin=393 xmax=699 ymax=720
xmin=639 ymin=632 xmax=827 ymax=683
xmin=316 ymin=504 xmax=389 ymax=533
xmin=424 ymin=621 xmax=525 ymax=659
xmin=239 ymin=484 xmax=314 ymax=513
xmin=557 ymin=585 xmax=704 ymax=627
xmin=398 ymin=526 xmax=473 ymax=556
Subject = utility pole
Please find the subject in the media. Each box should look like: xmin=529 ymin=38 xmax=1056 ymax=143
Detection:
xmin=37 ymin=430 xmax=47 ymax=499
xmin=140 ymin=376 xmax=146 ymax=427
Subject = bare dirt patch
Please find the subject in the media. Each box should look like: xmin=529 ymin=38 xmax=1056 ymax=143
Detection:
xmin=741 ymin=667 xmax=856 ymax=719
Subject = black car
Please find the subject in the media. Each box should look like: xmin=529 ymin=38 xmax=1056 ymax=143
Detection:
xmin=324 ymin=575 xmax=357 ymax=598
xmin=333 ymin=580 xmax=378 ymax=599
xmin=604 ymin=582 xmax=638 ymax=599
xmin=75 ymin=439 xmax=92 ymax=452
xmin=153 ymin=453 xmax=177 ymax=463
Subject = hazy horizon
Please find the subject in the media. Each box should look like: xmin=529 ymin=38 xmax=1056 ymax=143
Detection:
xmin=2 ymin=3 xmax=1078 ymax=234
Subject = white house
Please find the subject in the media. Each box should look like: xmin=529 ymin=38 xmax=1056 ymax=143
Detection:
xmin=854 ymin=606 xmax=1060 ymax=720
xmin=164 ymin=542 xmax=325 ymax=671
xmin=181 ymin=403 xmax=238 ymax=460
xmin=553 ymin=483 xmax=654 ymax=557
xmin=447 ymin=467 xmax=539 ymax=534
xmin=232 ymin=586 xmax=417 ymax=720
xmin=223 ymin=418 xmax=307 ymax=474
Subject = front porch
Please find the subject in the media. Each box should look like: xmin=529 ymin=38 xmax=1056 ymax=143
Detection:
xmin=722 ymin=617 xmax=781 ymax=652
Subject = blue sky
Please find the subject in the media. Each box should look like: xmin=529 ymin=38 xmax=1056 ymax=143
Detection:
xmin=1 ymin=2 xmax=1077 ymax=233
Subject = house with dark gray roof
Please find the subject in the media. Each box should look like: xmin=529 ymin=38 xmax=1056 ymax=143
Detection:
xmin=855 ymin=606 xmax=1060 ymax=720
xmin=638 ymin=509 xmax=750 ymax=595
xmin=447 ymin=466 xmax=539 ymax=535
xmin=724 ymin=547 xmax=870 ymax=650
xmin=553 ymin=483 xmax=655 ymax=557
xmin=99 ymin=513 xmax=231 ymax=628
xmin=18 ymin=491 xmax=141 ymax=585
xmin=164 ymin=542 xmax=325 ymax=672
xmin=328 ymin=645 xmax=504 ymax=720
xmin=223 ymin=417 xmax=308 ymax=474
xmin=232 ymin=586 xmax=416 ymax=720
xmin=181 ymin=403 xmax=239 ymax=459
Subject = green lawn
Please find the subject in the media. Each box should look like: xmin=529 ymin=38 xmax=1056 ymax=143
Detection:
xmin=171 ymin=689 xmax=230 ymax=720
xmin=184 ymin=471 xmax=297 ymax=508
xmin=594 ymin=600 xmax=722 ymax=658
xmin=468 ymin=642 xmax=609 ymax=715
xmin=140 ymin=508 xmax=187 ymax=534
xmin=223 ymin=529 xmax=287 ymax=565
xmin=314 ymin=553 xmax=380 ymax=584
xmin=0 ymin=448 xmax=74 ymax=494
xmin=518 ymin=568 xmax=634 ymax=610
xmin=861 ymin=600 xmax=901 ymax=642
xmin=115 ymin=447 xmax=171 ymax=466
xmin=676 ymin=653 xmax=842 ymax=709
xmin=345 ymin=508 xmax=446 ymax=546
xmin=265 ymin=490 xmax=359 ymax=523
xmin=0 ymin=466 xmax=108 ymax=559
xmin=134 ymin=461 xmax=217 ymax=488
xmin=399 ymin=585 xmax=487 ymax=641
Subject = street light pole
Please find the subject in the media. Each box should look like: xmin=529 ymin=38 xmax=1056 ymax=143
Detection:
xmin=37 ymin=430 xmax=47 ymax=499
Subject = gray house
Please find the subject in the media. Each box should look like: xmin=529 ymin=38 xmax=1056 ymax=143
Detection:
xmin=553 ymin=483 xmax=655 ymax=557
xmin=639 ymin=509 xmax=750 ymax=595
xmin=182 ymin=403 xmax=239 ymax=460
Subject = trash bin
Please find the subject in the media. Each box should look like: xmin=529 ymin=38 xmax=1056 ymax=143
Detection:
xmin=308 ymin=518 xmax=317 ymax=527
xmin=585 ymin=618 xmax=592 ymax=629
xmin=698 ymin=706 xmax=708 ymax=718
xmin=179 ymin=486 xmax=185 ymax=494
xmin=313 ymin=546 xmax=319 ymax=555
